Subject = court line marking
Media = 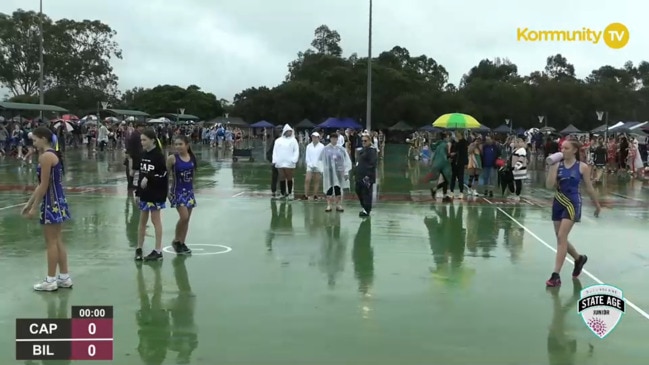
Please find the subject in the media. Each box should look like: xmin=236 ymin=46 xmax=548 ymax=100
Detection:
xmin=484 ymin=198 xmax=649 ymax=321
xmin=610 ymin=192 xmax=644 ymax=202
xmin=162 ymin=244 xmax=232 ymax=256
xmin=0 ymin=202 xmax=26 ymax=211
xmin=0 ymin=185 xmax=100 ymax=212
xmin=232 ymin=192 xmax=245 ymax=197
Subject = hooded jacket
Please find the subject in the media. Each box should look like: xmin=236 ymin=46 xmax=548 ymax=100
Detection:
xmin=272 ymin=124 xmax=300 ymax=168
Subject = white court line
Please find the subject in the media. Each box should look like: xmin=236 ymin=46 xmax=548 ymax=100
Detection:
xmin=0 ymin=185 xmax=101 ymax=211
xmin=484 ymin=198 xmax=649 ymax=320
xmin=232 ymin=192 xmax=245 ymax=197
xmin=610 ymin=192 xmax=644 ymax=203
xmin=0 ymin=202 xmax=26 ymax=211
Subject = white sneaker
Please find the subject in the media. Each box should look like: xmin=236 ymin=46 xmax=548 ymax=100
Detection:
xmin=458 ymin=193 xmax=464 ymax=200
xmin=57 ymin=276 xmax=73 ymax=288
xmin=34 ymin=279 xmax=58 ymax=291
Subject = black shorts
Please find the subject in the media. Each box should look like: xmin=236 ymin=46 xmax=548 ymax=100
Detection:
xmin=326 ymin=186 xmax=341 ymax=196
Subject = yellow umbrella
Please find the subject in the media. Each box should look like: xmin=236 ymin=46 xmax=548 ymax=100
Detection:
xmin=432 ymin=113 xmax=481 ymax=129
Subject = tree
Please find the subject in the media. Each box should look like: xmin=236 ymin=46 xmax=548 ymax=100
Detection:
xmin=230 ymin=25 xmax=649 ymax=130
xmin=118 ymin=85 xmax=224 ymax=120
xmin=311 ymin=25 xmax=342 ymax=57
xmin=0 ymin=9 xmax=122 ymax=97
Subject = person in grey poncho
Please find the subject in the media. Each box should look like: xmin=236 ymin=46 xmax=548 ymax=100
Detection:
xmin=319 ymin=133 xmax=352 ymax=212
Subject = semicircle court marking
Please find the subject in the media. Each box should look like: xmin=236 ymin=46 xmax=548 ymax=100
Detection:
xmin=162 ymin=244 xmax=232 ymax=256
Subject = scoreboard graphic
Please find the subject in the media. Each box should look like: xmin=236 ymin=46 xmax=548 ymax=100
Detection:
xmin=16 ymin=305 xmax=113 ymax=361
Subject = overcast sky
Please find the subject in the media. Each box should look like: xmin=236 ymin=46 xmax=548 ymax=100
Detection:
xmin=1 ymin=0 xmax=641 ymax=101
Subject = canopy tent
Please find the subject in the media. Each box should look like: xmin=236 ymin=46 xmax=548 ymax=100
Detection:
xmin=629 ymin=121 xmax=648 ymax=130
xmin=474 ymin=124 xmax=491 ymax=133
xmin=295 ymin=119 xmax=315 ymax=129
xmin=103 ymin=109 xmax=149 ymax=118
xmin=154 ymin=113 xmax=200 ymax=121
xmin=610 ymin=121 xmax=645 ymax=134
xmin=388 ymin=121 xmax=414 ymax=131
xmin=250 ymin=120 xmax=274 ymax=128
xmin=317 ymin=117 xmax=362 ymax=129
xmin=492 ymin=124 xmax=511 ymax=133
xmin=591 ymin=124 xmax=608 ymax=133
xmin=0 ymin=101 xmax=68 ymax=113
xmin=559 ymin=124 xmax=581 ymax=134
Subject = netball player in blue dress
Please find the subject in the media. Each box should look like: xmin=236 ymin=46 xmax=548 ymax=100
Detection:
xmin=135 ymin=129 xmax=168 ymax=261
xmin=167 ymin=135 xmax=195 ymax=255
xmin=545 ymin=139 xmax=601 ymax=287
xmin=22 ymin=127 xmax=71 ymax=291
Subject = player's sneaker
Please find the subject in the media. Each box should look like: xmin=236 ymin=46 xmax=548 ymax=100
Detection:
xmin=57 ymin=276 xmax=73 ymax=288
xmin=546 ymin=273 xmax=561 ymax=287
xmin=572 ymin=255 xmax=588 ymax=278
xmin=34 ymin=279 xmax=58 ymax=291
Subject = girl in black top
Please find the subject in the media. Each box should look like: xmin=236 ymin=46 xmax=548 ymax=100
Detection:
xmin=592 ymin=139 xmax=607 ymax=183
xmin=135 ymin=129 xmax=168 ymax=261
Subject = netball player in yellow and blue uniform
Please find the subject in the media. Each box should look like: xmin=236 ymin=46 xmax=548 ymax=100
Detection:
xmin=135 ymin=129 xmax=168 ymax=262
xmin=167 ymin=135 xmax=196 ymax=255
xmin=22 ymin=127 xmax=71 ymax=291
xmin=545 ymin=140 xmax=601 ymax=287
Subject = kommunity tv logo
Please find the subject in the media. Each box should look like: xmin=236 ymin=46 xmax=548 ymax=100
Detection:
xmin=516 ymin=23 xmax=629 ymax=49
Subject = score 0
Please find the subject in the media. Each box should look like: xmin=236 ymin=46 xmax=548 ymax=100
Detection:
xmin=70 ymin=306 xmax=113 ymax=361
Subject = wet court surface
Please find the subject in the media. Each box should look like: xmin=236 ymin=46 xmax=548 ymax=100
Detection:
xmin=0 ymin=145 xmax=647 ymax=364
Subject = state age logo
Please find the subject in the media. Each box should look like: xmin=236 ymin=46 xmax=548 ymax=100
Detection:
xmin=578 ymin=284 xmax=626 ymax=338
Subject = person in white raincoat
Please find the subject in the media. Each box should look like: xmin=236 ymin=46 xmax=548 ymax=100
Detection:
xmin=320 ymin=133 xmax=352 ymax=212
xmin=272 ymin=124 xmax=300 ymax=199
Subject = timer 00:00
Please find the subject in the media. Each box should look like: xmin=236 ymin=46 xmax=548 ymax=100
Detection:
xmin=78 ymin=308 xmax=105 ymax=318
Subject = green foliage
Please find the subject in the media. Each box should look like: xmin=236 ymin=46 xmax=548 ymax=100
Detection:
xmin=117 ymin=85 xmax=224 ymax=121
xmin=2 ymin=12 xmax=647 ymax=127
xmin=232 ymin=25 xmax=649 ymax=130
xmin=0 ymin=9 xmax=121 ymax=97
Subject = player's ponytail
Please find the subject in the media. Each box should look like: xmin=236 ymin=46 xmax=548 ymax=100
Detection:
xmin=51 ymin=134 xmax=65 ymax=174
xmin=31 ymin=126 xmax=64 ymax=174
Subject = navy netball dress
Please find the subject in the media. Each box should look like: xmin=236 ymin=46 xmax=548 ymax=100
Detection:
xmin=551 ymin=161 xmax=582 ymax=222
xmin=170 ymin=154 xmax=196 ymax=208
xmin=37 ymin=149 xmax=70 ymax=224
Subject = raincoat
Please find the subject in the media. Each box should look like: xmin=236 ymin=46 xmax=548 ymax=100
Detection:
xmin=272 ymin=124 xmax=299 ymax=168
xmin=320 ymin=143 xmax=352 ymax=193
xmin=430 ymin=140 xmax=451 ymax=182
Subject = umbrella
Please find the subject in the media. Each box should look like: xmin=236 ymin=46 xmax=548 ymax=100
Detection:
xmin=53 ymin=120 xmax=74 ymax=132
xmin=104 ymin=116 xmax=120 ymax=123
xmin=147 ymin=118 xmax=167 ymax=124
xmin=432 ymin=113 xmax=481 ymax=129
xmin=61 ymin=114 xmax=79 ymax=121
xmin=81 ymin=115 xmax=98 ymax=122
